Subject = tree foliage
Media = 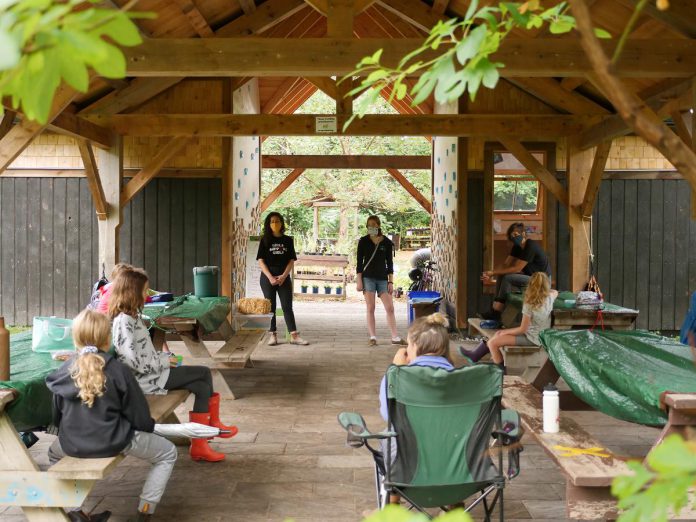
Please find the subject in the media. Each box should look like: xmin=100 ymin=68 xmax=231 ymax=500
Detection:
xmin=0 ymin=0 xmax=149 ymax=123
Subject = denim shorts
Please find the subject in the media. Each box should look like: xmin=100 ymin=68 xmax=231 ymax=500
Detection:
xmin=363 ymin=277 xmax=389 ymax=295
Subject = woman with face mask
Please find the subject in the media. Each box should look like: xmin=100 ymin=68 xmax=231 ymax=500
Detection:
xmin=479 ymin=222 xmax=552 ymax=321
xmin=257 ymin=212 xmax=309 ymax=346
xmin=356 ymin=215 xmax=406 ymax=346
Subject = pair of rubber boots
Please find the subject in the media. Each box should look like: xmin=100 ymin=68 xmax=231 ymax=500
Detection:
xmin=189 ymin=392 xmax=238 ymax=462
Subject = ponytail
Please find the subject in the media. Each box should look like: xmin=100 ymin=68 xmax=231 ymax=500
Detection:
xmin=70 ymin=309 xmax=111 ymax=408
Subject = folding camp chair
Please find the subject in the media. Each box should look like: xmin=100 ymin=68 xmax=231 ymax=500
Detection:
xmin=338 ymin=363 xmax=523 ymax=521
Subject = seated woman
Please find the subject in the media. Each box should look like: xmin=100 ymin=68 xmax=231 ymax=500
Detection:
xmin=461 ymin=272 xmax=557 ymax=372
xmin=46 ymin=309 xmax=177 ymax=522
xmin=480 ymin=222 xmax=551 ymax=321
xmin=109 ymin=267 xmax=237 ymax=463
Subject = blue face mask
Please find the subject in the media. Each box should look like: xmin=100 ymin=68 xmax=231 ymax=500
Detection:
xmin=512 ymin=235 xmax=524 ymax=246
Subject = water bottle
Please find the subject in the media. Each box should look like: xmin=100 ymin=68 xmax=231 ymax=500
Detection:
xmin=543 ymin=383 xmax=560 ymax=433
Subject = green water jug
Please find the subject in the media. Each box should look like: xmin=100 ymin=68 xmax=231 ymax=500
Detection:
xmin=193 ymin=266 xmax=219 ymax=297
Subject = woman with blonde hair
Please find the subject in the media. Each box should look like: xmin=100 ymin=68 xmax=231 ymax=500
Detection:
xmin=460 ymin=272 xmax=557 ymax=372
xmin=110 ymin=267 xmax=237 ymax=463
xmin=356 ymin=215 xmax=406 ymax=346
xmin=46 ymin=309 xmax=177 ymax=521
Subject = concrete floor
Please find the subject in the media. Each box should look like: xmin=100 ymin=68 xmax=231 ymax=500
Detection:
xmin=3 ymin=300 xmax=660 ymax=521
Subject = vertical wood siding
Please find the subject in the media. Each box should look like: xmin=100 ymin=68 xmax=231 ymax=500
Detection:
xmin=0 ymin=178 xmax=221 ymax=325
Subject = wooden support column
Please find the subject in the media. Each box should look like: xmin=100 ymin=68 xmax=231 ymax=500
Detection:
xmin=567 ymin=138 xmax=593 ymax=292
xmin=482 ymin=146 xmax=494 ymax=273
xmin=96 ymin=137 xmax=123 ymax=277
xmin=456 ymin=135 xmax=468 ymax=328
xmin=580 ymin=140 xmax=612 ymax=218
xmin=313 ymin=206 xmax=319 ymax=245
xmin=221 ymin=80 xmax=234 ymax=299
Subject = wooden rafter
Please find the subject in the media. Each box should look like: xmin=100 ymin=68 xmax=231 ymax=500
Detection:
xmin=0 ymin=110 xmax=16 ymax=139
xmin=560 ymin=77 xmax=586 ymax=92
xmin=498 ymin=138 xmax=569 ymax=206
xmin=77 ymin=139 xmax=108 ymax=219
xmin=304 ymin=77 xmax=339 ymax=99
xmin=0 ymin=84 xmax=78 ymax=174
xmin=122 ymin=38 xmax=696 ymax=78
xmin=386 ymin=168 xmax=431 ymax=213
xmin=172 ymin=0 xmax=213 ymax=37
xmin=262 ymin=154 xmax=431 ymax=169
xmin=579 ymin=79 xmax=693 ymax=149
xmin=432 ymin=0 xmax=450 ymax=14
xmin=327 ymin=0 xmax=355 ymax=37
xmin=376 ymin=0 xmax=442 ymax=33
xmin=93 ymin=113 xmax=600 ymax=138
xmin=506 ymin=78 xmax=609 ymax=115
xmin=217 ymin=0 xmax=307 ymax=36
xmin=263 ymin=78 xmax=306 ymax=113
xmin=237 ymin=0 xmax=257 ymax=14
xmin=580 ymin=140 xmax=612 ymax=218
xmin=671 ymin=111 xmax=691 ymax=144
xmin=49 ymin=112 xmax=116 ymax=149
xmin=623 ymin=0 xmax=696 ymax=38
xmin=304 ymin=0 xmax=376 ymax=16
xmin=121 ymin=137 xmax=190 ymax=205
xmin=261 ymin=168 xmax=306 ymax=212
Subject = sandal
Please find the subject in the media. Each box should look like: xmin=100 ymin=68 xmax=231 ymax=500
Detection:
xmin=391 ymin=337 xmax=407 ymax=346
xmin=267 ymin=333 xmax=278 ymax=346
xmin=368 ymin=338 xmax=378 ymax=346
xmin=289 ymin=333 xmax=309 ymax=345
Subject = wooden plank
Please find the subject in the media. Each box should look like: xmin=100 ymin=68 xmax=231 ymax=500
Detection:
xmin=77 ymin=140 xmax=108 ymax=219
xmin=0 ymin=180 xmax=14 ymax=322
xmin=336 ymin=76 xmax=353 ymax=115
xmin=260 ymin=168 xmax=305 ymax=212
xmin=609 ymin=181 xmax=624 ymax=305
xmin=623 ymin=0 xmax=696 ymax=38
xmin=0 ymin=84 xmax=78 ymax=174
xmin=94 ymin=114 xmax=598 ymax=138
xmin=377 ymin=0 xmax=443 ymax=32
xmin=507 ymin=78 xmax=610 ymax=115
xmin=675 ymin=181 xmax=690 ymax=327
xmin=662 ymin=181 xmax=677 ymax=330
xmin=48 ymin=457 xmax=122 ymax=481
xmin=238 ymin=0 xmax=257 ymax=14
xmin=65 ymin=179 xmax=80 ymax=317
xmin=40 ymin=179 xmax=53 ymax=316
xmin=129 ymin=182 xmax=145 ymax=269
xmin=3 ymin=168 xmax=222 ymax=179
xmin=566 ymin=140 xmax=592 ymax=292
xmin=327 ymin=0 xmax=354 ymax=37
xmin=671 ymin=111 xmax=691 ymax=144
xmin=622 ymin=180 xmax=638 ymax=311
xmin=121 ymin=38 xmax=696 ymax=78
xmin=215 ymin=0 xmax=306 ymax=36
xmin=595 ymin=182 xmax=611 ymax=302
xmin=0 ymin=390 xmax=14 ymax=412
xmin=214 ymin=328 xmax=265 ymax=367
xmin=172 ymin=0 xmax=213 ymax=37
xmin=635 ymin=180 xmax=651 ymax=329
xmin=432 ymin=0 xmax=450 ymax=14
xmin=13 ymin=179 xmax=28 ymax=325
xmin=182 ymin=179 xmax=197 ymax=294
xmin=157 ymin=179 xmax=171 ymax=290
xmin=195 ymin=179 xmax=210 ymax=269
xmin=48 ymin=112 xmax=115 ymax=149
xmin=648 ymin=182 xmax=664 ymax=330
xmin=121 ymin=137 xmax=190 ymax=206
xmin=499 ymin=138 xmax=569 ymax=206
xmin=580 ymin=141 xmax=612 ymax=218
xmin=170 ymin=181 xmax=185 ymax=296
xmin=144 ymin=182 xmax=158 ymax=285
xmin=79 ymin=78 xmax=182 ymax=116
xmin=0 ymin=110 xmax=16 ymax=139
xmin=261 ymin=154 xmax=431 ymax=169
xmin=262 ymin=77 xmax=304 ymax=114
xmin=304 ymin=77 xmax=339 ymax=99
xmin=386 ymin=168 xmax=432 ymax=213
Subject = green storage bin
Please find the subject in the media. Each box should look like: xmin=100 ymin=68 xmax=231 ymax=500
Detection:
xmin=193 ymin=266 xmax=219 ymax=297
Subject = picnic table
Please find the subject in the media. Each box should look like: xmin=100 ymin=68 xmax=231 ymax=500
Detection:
xmin=143 ymin=295 xmax=266 ymax=399
xmin=0 ymin=334 xmax=190 ymax=521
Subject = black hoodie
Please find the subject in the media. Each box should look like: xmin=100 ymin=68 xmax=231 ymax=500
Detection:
xmin=45 ymin=352 xmax=155 ymax=458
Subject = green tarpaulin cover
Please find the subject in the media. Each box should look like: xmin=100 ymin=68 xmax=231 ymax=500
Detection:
xmin=506 ymin=291 xmax=635 ymax=313
xmin=539 ymin=329 xmax=696 ymax=426
xmin=142 ymin=295 xmax=230 ymax=334
xmin=0 ymin=332 xmax=64 ymax=431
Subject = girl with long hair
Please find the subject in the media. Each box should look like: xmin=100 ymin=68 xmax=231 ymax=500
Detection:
xmin=109 ymin=267 xmax=237 ymax=463
xmin=356 ymin=215 xmax=405 ymax=346
xmin=256 ymin=211 xmax=309 ymax=346
xmin=460 ymin=272 xmax=557 ymax=372
xmin=46 ymin=309 xmax=177 ymax=521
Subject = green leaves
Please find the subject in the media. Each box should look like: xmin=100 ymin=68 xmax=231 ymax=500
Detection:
xmin=612 ymin=435 xmax=696 ymax=522
xmin=0 ymin=0 xmax=150 ymax=123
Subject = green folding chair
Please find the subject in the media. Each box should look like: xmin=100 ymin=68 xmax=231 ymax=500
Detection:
xmin=338 ymin=363 xmax=523 ymax=521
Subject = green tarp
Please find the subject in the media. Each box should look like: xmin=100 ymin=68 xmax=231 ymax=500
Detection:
xmin=0 ymin=332 xmax=64 ymax=431
xmin=540 ymin=329 xmax=696 ymax=426
xmin=142 ymin=295 xmax=231 ymax=334
xmin=506 ymin=291 xmax=635 ymax=313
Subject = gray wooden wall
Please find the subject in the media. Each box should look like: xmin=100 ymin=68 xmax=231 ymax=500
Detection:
xmin=0 ymin=178 xmax=221 ymax=325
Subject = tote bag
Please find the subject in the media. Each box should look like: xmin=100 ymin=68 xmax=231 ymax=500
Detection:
xmin=32 ymin=317 xmax=75 ymax=352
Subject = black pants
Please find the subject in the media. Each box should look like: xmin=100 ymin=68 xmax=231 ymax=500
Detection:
xmin=260 ymin=273 xmax=297 ymax=333
xmin=164 ymin=366 xmax=213 ymax=413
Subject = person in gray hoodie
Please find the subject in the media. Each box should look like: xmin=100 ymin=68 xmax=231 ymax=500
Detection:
xmin=46 ymin=309 xmax=177 ymax=521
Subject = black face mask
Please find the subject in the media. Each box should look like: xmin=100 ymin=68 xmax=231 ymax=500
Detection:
xmin=512 ymin=236 xmax=524 ymax=247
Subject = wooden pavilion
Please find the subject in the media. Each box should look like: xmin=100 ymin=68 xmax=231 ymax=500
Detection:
xmin=0 ymin=0 xmax=695 ymax=332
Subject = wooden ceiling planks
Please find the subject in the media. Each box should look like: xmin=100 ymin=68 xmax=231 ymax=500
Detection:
xmin=172 ymin=0 xmax=214 ymax=37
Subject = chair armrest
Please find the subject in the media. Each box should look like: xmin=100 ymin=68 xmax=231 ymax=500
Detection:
xmin=493 ymin=409 xmax=523 ymax=442
xmin=337 ymin=412 xmax=396 ymax=448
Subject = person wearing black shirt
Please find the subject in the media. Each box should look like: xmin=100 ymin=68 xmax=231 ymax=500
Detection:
xmin=256 ymin=212 xmax=309 ymax=346
xmin=480 ymin=222 xmax=552 ymax=320
xmin=356 ymin=215 xmax=406 ymax=347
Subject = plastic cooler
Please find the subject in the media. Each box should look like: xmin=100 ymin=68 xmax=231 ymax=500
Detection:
xmin=193 ymin=266 xmax=219 ymax=297
xmin=407 ymin=291 xmax=442 ymax=324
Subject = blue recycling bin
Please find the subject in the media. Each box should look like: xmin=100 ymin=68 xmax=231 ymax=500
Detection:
xmin=407 ymin=291 xmax=442 ymax=324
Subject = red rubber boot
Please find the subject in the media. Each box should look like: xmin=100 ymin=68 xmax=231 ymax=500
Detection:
xmin=207 ymin=392 xmax=238 ymax=438
xmin=188 ymin=412 xmax=225 ymax=462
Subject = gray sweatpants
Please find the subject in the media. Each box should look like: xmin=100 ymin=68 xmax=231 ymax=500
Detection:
xmin=49 ymin=431 xmax=177 ymax=514
xmin=494 ymin=273 xmax=530 ymax=303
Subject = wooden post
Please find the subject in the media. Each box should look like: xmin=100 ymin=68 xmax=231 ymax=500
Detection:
xmin=566 ymin=138 xmax=593 ymax=292
xmin=482 ymin=146 xmax=494 ymax=273
xmin=313 ymin=205 xmax=319 ymax=246
xmin=221 ymin=80 xmax=234 ymax=299
xmin=456 ymin=136 xmax=468 ymax=328
xmin=96 ymin=136 xmax=123 ymax=277
xmin=691 ymin=80 xmax=696 ymax=219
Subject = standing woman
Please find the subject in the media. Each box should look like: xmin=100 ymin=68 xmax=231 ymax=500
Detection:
xmin=257 ymin=212 xmax=309 ymax=346
xmin=356 ymin=215 xmax=406 ymax=346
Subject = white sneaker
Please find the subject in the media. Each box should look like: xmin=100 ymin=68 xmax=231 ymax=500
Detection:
xmin=267 ymin=333 xmax=278 ymax=346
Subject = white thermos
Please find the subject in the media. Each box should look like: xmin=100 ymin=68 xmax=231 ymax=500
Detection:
xmin=543 ymin=383 xmax=560 ymax=433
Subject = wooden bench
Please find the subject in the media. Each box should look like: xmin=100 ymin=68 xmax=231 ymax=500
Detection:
xmin=503 ymin=377 xmax=696 ymax=520
xmin=467 ymin=318 xmax=544 ymax=381
xmin=0 ymin=389 xmax=189 ymax=521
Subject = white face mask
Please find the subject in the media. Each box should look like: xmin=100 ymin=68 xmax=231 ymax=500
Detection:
xmin=367 ymin=227 xmax=379 ymax=236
